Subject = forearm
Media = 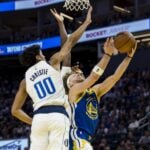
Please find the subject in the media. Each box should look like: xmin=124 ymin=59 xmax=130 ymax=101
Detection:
xmin=114 ymin=56 xmax=132 ymax=80
xmin=58 ymin=22 xmax=68 ymax=45
xmin=93 ymin=56 xmax=133 ymax=98
xmin=12 ymin=110 xmax=32 ymax=125
xmin=97 ymin=54 xmax=111 ymax=70
xmin=60 ymin=21 xmax=90 ymax=57
xmin=82 ymin=54 xmax=111 ymax=89
xmin=68 ymin=21 xmax=90 ymax=47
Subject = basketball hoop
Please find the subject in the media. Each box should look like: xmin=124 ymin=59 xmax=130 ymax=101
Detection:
xmin=64 ymin=0 xmax=90 ymax=11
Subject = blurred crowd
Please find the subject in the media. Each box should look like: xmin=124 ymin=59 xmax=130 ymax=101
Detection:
xmin=0 ymin=67 xmax=149 ymax=149
xmin=93 ymin=70 xmax=150 ymax=150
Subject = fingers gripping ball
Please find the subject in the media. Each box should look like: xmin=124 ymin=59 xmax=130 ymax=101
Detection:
xmin=114 ymin=31 xmax=136 ymax=53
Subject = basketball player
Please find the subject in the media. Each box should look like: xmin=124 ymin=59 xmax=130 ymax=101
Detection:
xmin=64 ymin=43 xmax=137 ymax=150
xmin=11 ymin=7 xmax=93 ymax=150
xmin=50 ymin=9 xmax=115 ymax=124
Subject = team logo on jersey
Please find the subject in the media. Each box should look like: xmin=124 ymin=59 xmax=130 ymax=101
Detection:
xmin=86 ymin=97 xmax=98 ymax=120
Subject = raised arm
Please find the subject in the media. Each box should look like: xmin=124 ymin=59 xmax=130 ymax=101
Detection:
xmin=50 ymin=9 xmax=68 ymax=45
xmin=69 ymin=38 xmax=114 ymax=102
xmin=92 ymin=42 xmax=137 ymax=100
xmin=11 ymin=79 xmax=32 ymax=125
xmin=49 ymin=6 xmax=92 ymax=70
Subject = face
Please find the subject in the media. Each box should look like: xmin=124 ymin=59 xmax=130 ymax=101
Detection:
xmin=36 ymin=50 xmax=46 ymax=61
xmin=68 ymin=71 xmax=85 ymax=88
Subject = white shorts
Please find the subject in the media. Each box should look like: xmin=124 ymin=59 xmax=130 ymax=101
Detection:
xmin=30 ymin=113 xmax=70 ymax=150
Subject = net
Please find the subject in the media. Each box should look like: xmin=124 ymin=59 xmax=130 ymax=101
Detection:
xmin=64 ymin=0 xmax=90 ymax=11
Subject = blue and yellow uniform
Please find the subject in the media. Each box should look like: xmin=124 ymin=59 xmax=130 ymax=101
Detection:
xmin=70 ymin=89 xmax=99 ymax=150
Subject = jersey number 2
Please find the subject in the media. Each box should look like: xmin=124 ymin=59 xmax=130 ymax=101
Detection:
xmin=34 ymin=77 xmax=56 ymax=99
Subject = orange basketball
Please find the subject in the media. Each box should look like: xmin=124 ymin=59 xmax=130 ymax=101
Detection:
xmin=114 ymin=31 xmax=136 ymax=53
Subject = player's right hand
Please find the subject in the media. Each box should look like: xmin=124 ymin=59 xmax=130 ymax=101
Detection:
xmin=127 ymin=41 xmax=137 ymax=58
xmin=85 ymin=6 xmax=93 ymax=25
xmin=50 ymin=8 xmax=64 ymax=23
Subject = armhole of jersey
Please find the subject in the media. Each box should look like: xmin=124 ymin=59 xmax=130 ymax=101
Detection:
xmin=75 ymin=91 xmax=86 ymax=103
xmin=46 ymin=61 xmax=61 ymax=73
xmin=89 ymin=88 xmax=101 ymax=102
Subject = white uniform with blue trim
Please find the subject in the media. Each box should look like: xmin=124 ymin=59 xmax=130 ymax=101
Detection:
xmin=25 ymin=61 xmax=69 ymax=150
xmin=26 ymin=61 xmax=67 ymax=111
xmin=61 ymin=66 xmax=72 ymax=123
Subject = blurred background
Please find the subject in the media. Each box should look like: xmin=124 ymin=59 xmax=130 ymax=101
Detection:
xmin=0 ymin=0 xmax=150 ymax=149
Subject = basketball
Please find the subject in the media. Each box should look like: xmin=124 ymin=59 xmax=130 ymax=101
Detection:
xmin=114 ymin=31 xmax=136 ymax=53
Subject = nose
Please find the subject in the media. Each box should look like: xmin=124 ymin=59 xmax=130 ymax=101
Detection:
xmin=77 ymin=74 xmax=81 ymax=77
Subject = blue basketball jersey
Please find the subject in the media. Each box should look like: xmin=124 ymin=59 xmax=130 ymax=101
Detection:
xmin=70 ymin=89 xmax=99 ymax=144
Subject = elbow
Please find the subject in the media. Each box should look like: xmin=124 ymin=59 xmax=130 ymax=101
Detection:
xmin=11 ymin=107 xmax=19 ymax=117
xmin=111 ymin=75 xmax=118 ymax=84
xmin=67 ymin=35 xmax=76 ymax=46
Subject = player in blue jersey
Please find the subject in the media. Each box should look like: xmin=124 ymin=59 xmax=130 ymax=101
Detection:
xmin=50 ymin=8 xmax=116 ymax=123
xmin=63 ymin=42 xmax=137 ymax=150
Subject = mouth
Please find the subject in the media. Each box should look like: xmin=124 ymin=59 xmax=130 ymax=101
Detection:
xmin=77 ymin=78 xmax=84 ymax=82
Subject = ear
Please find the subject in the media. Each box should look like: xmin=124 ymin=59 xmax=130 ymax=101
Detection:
xmin=36 ymin=55 xmax=41 ymax=61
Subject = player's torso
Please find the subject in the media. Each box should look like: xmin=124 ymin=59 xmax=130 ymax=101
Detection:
xmin=70 ymin=89 xmax=99 ymax=142
xmin=25 ymin=61 xmax=66 ymax=110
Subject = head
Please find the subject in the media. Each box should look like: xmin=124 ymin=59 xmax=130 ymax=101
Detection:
xmin=63 ymin=67 xmax=85 ymax=94
xmin=19 ymin=45 xmax=45 ymax=67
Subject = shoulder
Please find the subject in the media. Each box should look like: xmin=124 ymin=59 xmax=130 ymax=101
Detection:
xmin=69 ymin=89 xmax=87 ymax=103
xmin=20 ymin=79 xmax=26 ymax=90
xmin=20 ymin=79 xmax=25 ymax=85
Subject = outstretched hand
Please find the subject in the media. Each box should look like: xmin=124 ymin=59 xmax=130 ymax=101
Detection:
xmin=85 ymin=6 xmax=93 ymax=25
xmin=50 ymin=8 xmax=64 ymax=23
xmin=104 ymin=38 xmax=116 ymax=56
xmin=127 ymin=41 xmax=137 ymax=58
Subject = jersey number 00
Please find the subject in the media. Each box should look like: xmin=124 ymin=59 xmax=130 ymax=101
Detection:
xmin=34 ymin=77 xmax=56 ymax=99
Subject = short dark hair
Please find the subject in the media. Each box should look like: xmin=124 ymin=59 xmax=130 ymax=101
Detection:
xmin=19 ymin=45 xmax=41 ymax=67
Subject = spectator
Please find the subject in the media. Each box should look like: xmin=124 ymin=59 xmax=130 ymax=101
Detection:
xmin=138 ymin=131 xmax=150 ymax=145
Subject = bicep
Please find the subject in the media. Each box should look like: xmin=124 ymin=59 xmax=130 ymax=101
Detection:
xmin=49 ymin=52 xmax=62 ymax=71
xmin=49 ymin=52 xmax=61 ymax=65
xmin=93 ymin=75 xmax=117 ymax=98
xmin=49 ymin=39 xmax=73 ymax=66
xmin=12 ymin=81 xmax=28 ymax=111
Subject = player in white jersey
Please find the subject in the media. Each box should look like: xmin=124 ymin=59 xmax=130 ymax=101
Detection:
xmin=11 ymin=7 xmax=92 ymax=150
xmin=50 ymin=8 xmax=73 ymax=122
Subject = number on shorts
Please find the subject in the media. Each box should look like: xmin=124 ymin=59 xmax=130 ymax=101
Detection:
xmin=34 ymin=77 xmax=56 ymax=99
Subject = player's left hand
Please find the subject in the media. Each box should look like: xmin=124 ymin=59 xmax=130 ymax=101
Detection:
xmin=50 ymin=8 xmax=64 ymax=23
xmin=85 ymin=6 xmax=93 ymax=25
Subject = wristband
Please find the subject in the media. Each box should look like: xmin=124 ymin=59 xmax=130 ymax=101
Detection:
xmin=104 ymin=53 xmax=112 ymax=57
xmin=92 ymin=66 xmax=104 ymax=76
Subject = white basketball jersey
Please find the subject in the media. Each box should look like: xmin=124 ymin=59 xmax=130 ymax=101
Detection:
xmin=25 ymin=61 xmax=66 ymax=111
xmin=61 ymin=67 xmax=72 ymax=123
